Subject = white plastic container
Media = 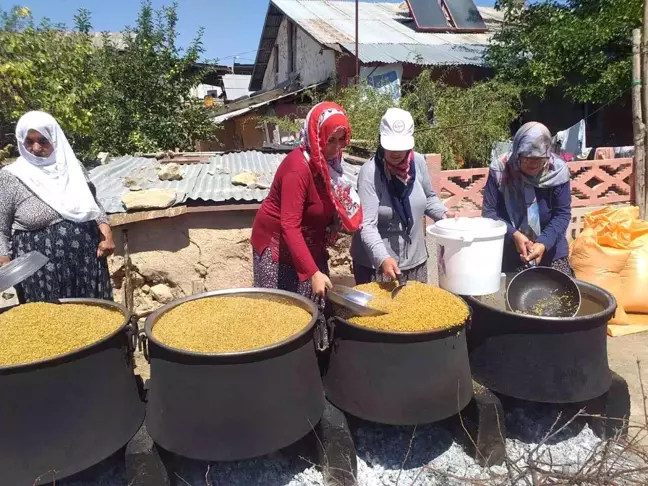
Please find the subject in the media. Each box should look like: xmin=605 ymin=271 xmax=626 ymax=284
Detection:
xmin=427 ymin=217 xmax=507 ymax=296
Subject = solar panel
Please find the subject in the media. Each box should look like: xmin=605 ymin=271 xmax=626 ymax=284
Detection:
xmin=405 ymin=0 xmax=451 ymax=31
xmin=445 ymin=0 xmax=487 ymax=31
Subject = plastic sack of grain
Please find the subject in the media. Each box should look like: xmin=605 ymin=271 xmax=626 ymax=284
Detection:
xmin=582 ymin=206 xmax=648 ymax=313
xmin=570 ymin=227 xmax=630 ymax=325
xmin=620 ymin=232 xmax=648 ymax=313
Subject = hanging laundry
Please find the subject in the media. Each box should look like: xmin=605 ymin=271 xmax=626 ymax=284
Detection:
xmin=554 ymin=119 xmax=587 ymax=157
xmin=594 ymin=147 xmax=615 ymax=160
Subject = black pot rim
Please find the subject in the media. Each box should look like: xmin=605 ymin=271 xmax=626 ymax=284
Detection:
xmin=464 ymin=279 xmax=617 ymax=323
xmin=144 ymin=288 xmax=318 ymax=358
xmin=0 ymin=298 xmax=130 ymax=372
xmin=333 ymin=297 xmax=471 ymax=338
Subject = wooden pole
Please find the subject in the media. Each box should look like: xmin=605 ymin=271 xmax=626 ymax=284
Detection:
xmin=642 ymin=0 xmax=648 ymax=217
xmin=355 ymin=0 xmax=359 ymax=83
xmin=123 ymin=228 xmax=134 ymax=313
xmin=633 ymin=28 xmax=646 ymax=219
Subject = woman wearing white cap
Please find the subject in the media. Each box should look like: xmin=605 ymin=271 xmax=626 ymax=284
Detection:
xmin=351 ymin=108 xmax=452 ymax=284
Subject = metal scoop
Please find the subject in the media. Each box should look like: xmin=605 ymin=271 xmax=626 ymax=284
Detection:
xmin=328 ymin=285 xmax=387 ymax=317
xmin=391 ymin=273 xmax=407 ymax=299
xmin=329 ymin=275 xmax=406 ymax=317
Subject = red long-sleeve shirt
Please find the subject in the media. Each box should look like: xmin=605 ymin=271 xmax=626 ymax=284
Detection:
xmin=251 ymin=148 xmax=335 ymax=281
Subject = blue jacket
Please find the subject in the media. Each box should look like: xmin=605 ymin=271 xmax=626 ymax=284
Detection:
xmin=482 ymin=171 xmax=571 ymax=271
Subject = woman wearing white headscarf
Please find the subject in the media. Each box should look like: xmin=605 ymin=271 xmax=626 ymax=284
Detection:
xmin=0 ymin=111 xmax=114 ymax=302
xmin=482 ymin=122 xmax=573 ymax=275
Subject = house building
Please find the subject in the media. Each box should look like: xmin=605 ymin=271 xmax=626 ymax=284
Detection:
xmin=249 ymin=0 xmax=504 ymax=93
xmin=207 ymin=0 xmax=504 ymax=151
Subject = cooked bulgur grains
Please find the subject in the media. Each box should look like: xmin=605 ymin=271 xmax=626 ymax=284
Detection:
xmin=0 ymin=303 xmax=123 ymax=366
xmin=348 ymin=281 xmax=469 ymax=333
xmin=153 ymin=296 xmax=312 ymax=353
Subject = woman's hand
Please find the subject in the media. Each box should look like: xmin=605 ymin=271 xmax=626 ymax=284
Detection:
xmin=311 ymin=271 xmax=333 ymax=297
xmin=526 ymin=242 xmax=546 ymax=265
xmin=444 ymin=211 xmax=457 ymax=219
xmin=380 ymin=257 xmax=400 ymax=281
xmin=97 ymin=224 xmax=115 ymax=258
xmin=512 ymin=231 xmax=531 ymax=262
xmin=0 ymin=256 xmax=10 ymax=267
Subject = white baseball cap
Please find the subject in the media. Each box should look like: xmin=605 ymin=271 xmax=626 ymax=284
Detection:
xmin=379 ymin=108 xmax=415 ymax=151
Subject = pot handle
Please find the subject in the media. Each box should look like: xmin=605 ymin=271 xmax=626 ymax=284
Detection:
xmin=138 ymin=330 xmax=150 ymax=363
xmin=126 ymin=316 xmax=139 ymax=353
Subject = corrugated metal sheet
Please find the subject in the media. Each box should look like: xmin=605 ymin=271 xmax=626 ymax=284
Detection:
xmin=341 ymin=42 xmax=486 ymax=65
xmin=213 ymin=82 xmax=324 ymax=123
xmin=221 ymin=74 xmax=252 ymax=101
xmin=271 ymin=0 xmax=499 ymax=65
xmin=89 ymin=152 xmax=361 ymax=214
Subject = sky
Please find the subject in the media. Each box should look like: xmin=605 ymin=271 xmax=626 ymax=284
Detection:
xmin=3 ymin=0 xmax=496 ymax=65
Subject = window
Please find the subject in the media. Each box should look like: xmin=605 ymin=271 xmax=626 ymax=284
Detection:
xmin=273 ymin=44 xmax=279 ymax=75
xmin=287 ymin=21 xmax=297 ymax=74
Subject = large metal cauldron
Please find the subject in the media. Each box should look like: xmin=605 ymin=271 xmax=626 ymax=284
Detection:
xmin=143 ymin=288 xmax=325 ymax=461
xmin=465 ymin=279 xmax=616 ymax=403
xmin=0 ymin=299 xmax=145 ymax=485
xmin=324 ymin=310 xmax=473 ymax=425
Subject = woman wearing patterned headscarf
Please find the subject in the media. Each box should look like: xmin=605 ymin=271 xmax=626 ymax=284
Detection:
xmin=0 ymin=111 xmax=114 ymax=302
xmin=482 ymin=122 xmax=573 ymax=275
xmin=251 ymin=101 xmax=362 ymax=298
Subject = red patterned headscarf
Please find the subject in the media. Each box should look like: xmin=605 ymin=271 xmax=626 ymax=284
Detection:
xmin=301 ymin=101 xmax=362 ymax=233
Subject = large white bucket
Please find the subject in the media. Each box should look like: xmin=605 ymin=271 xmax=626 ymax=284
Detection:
xmin=427 ymin=217 xmax=507 ymax=296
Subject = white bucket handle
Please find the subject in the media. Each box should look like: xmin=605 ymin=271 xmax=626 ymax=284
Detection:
xmin=437 ymin=233 xmax=475 ymax=244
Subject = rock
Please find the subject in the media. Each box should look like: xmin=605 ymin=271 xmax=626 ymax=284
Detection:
xmin=141 ymin=284 xmax=150 ymax=294
xmin=157 ymin=163 xmax=183 ymax=181
xmin=137 ymin=266 xmax=169 ymax=285
xmin=121 ymin=189 xmax=177 ymax=211
xmin=108 ymin=255 xmax=125 ymax=276
xmin=231 ymin=171 xmax=258 ymax=187
xmin=194 ymin=263 xmax=208 ymax=277
xmin=2 ymin=291 xmax=15 ymax=300
xmin=132 ymin=271 xmax=145 ymax=287
xmin=150 ymin=284 xmax=174 ymax=304
xmin=97 ymin=152 xmax=111 ymax=165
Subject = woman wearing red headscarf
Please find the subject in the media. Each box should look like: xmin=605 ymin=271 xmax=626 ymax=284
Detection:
xmin=251 ymin=102 xmax=362 ymax=298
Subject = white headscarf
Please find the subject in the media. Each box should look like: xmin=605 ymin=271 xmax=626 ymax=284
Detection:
xmin=6 ymin=111 xmax=101 ymax=223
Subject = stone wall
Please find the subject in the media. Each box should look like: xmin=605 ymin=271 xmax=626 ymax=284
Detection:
xmin=108 ymin=210 xmax=353 ymax=314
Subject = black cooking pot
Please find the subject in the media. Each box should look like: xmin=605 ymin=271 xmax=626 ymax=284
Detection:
xmin=142 ymin=288 xmax=325 ymax=462
xmin=0 ymin=298 xmax=145 ymax=485
xmin=464 ymin=280 xmax=616 ymax=403
xmin=324 ymin=309 xmax=473 ymax=425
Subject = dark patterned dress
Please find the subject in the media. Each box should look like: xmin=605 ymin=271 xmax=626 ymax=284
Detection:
xmin=13 ymin=221 xmax=112 ymax=302
xmin=0 ymin=170 xmax=113 ymax=303
xmin=253 ymin=248 xmax=329 ymax=300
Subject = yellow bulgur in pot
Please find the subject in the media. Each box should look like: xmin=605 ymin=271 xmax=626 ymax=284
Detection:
xmin=0 ymin=303 xmax=124 ymax=367
xmin=347 ymin=281 xmax=469 ymax=333
xmin=152 ymin=295 xmax=312 ymax=353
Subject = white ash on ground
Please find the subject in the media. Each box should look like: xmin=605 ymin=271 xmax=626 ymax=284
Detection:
xmin=54 ymin=405 xmax=645 ymax=486
xmin=170 ymin=451 xmax=324 ymax=486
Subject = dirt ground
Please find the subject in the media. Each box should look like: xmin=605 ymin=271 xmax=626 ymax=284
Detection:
xmin=607 ymin=331 xmax=648 ymax=431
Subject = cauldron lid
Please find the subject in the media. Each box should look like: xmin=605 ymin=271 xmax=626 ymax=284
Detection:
xmin=0 ymin=251 xmax=49 ymax=292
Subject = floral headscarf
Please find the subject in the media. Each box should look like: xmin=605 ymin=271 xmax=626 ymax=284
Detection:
xmin=489 ymin=122 xmax=570 ymax=239
xmin=301 ymin=102 xmax=362 ymax=234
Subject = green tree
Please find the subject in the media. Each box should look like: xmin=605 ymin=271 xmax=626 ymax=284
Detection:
xmin=289 ymin=70 xmax=521 ymax=168
xmin=91 ymin=1 xmax=216 ymax=155
xmin=0 ymin=6 xmax=100 ymax=153
xmin=487 ymin=0 xmax=642 ymax=104
xmin=401 ymin=70 xmax=522 ymax=168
